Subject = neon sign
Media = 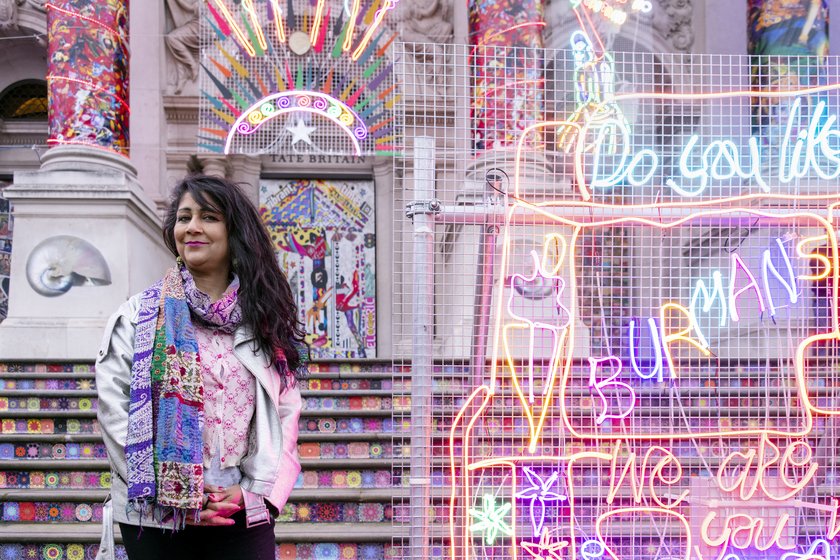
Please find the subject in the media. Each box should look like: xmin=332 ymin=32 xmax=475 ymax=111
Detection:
xmin=470 ymin=494 xmax=514 ymax=546
xmin=224 ymin=91 xmax=368 ymax=155
xmin=448 ymin=54 xmax=840 ymax=560
xmin=206 ymin=0 xmax=399 ymax=61
xmin=570 ymin=0 xmax=653 ymax=26
xmin=515 ymin=468 xmax=567 ymax=536
xmin=521 ymin=530 xmax=569 ymax=560
xmin=581 ymin=89 xmax=840 ymax=201
xmin=199 ymin=0 xmax=400 ymax=156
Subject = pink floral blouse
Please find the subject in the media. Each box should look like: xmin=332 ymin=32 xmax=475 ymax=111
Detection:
xmin=195 ymin=324 xmax=256 ymax=470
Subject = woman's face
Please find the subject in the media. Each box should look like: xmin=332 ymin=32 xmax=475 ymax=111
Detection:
xmin=174 ymin=192 xmax=230 ymax=276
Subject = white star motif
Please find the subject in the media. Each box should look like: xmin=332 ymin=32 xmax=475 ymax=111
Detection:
xmin=286 ymin=118 xmax=316 ymax=146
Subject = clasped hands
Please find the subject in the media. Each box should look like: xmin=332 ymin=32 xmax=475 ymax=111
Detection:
xmin=188 ymin=483 xmax=243 ymax=526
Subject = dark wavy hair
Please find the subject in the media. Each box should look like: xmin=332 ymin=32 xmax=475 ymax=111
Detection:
xmin=163 ymin=174 xmax=308 ymax=375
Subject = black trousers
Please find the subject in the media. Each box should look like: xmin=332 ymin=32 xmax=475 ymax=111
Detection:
xmin=119 ymin=509 xmax=276 ymax=560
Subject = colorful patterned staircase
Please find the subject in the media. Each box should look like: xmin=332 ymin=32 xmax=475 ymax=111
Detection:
xmin=0 ymin=361 xmax=408 ymax=559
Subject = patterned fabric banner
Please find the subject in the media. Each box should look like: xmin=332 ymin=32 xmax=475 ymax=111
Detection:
xmin=47 ymin=0 xmax=130 ymax=155
xmin=0 ymin=183 xmax=11 ymax=322
xmin=260 ymin=178 xmax=376 ymax=359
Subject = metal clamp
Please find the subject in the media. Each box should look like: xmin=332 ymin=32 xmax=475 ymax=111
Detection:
xmin=405 ymin=198 xmax=442 ymax=219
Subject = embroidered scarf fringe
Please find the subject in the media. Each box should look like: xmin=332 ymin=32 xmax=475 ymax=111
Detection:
xmin=125 ymin=501 xmax=201 ymax=531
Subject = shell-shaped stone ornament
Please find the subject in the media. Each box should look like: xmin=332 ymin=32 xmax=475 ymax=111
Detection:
xmin=26 ymin=235 xmax=111 ymax=297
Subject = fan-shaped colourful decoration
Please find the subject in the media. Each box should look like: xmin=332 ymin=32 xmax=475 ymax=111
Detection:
xmin=198 ymin=0 xmax=401 ymax=156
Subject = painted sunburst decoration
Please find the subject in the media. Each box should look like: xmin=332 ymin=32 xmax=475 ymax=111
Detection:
xmin=198 ymin=0 xmax=401 ymax=156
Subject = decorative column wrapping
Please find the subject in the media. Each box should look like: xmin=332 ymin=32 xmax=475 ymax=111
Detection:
xmin=748 ymin=0 xmax=828 ymax=142
xmin=469 ymin=0 xmax=546 ymax=151
xmin=46 ymin=1 xmax=130 ymax=156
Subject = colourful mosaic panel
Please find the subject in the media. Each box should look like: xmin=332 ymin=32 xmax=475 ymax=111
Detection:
xmin=0 ymin=543 xmax=127 ymax=560
xmin=298 ymin=441 xmax=397 ymax=460
xmin=0 ymin=377 xmax=96 ymax=390
xmin=749 ymin=0 xmax=830 ymax=164
xmin=0 ymin=397 xmax=97 ymax=412
xmin=277 ymin=543 xmax=398 ymax=560
xmin=0 ymin=471 xmax=111 ymax=490
xmin=295 ymin=470 xmax=393 ymax=490
xmin=0 ymin=419 xmax=99 ymax=434
xmin=0 ymin=443 xmax=107 ymax=461
xmin=307 ymin=363 xmax=395 ymax=374
xmin=1 ymin=501 xmax=104 ymax=523
xmin=302 ymin=396 xmax=391 ymax=412
xmin=0 ymin=363 xmax=94 ymax=374
xmin=261 ymin=178 xmax=377 ymax=359
xmin=469 ymin=0 xmax=545 ymax=150
xmin=304 ymin=378 xmax=392 ymax=391
xmin=298 ymin=417 xmax=395 ymax=435
xmin=278 ymin=501 xmax=392 ymax=523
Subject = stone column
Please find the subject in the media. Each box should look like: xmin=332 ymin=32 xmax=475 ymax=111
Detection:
xmin=47 ymin=0 xmax=130 ymax=155
xmin=0 ymin=0 xmax=170 ymax=360
xmin=201 ymin=156 xmax=231 ymax=179
xmin=748 ymin=1 xmax=829 ymax=143
xmin=437 ymin=1 xmax=550 ymax=358
xmin=469 ymin=0 xmax=545 ymax=152
xmin=228 ymin=155 xmax=261 ymax=206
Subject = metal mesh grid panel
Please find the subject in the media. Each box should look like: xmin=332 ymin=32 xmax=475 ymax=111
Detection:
xmin=395 ymin=42 xmax=840 ymax=560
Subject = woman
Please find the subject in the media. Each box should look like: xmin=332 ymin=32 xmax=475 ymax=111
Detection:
xmin=96 ymin=174 xmax=306 ymax=559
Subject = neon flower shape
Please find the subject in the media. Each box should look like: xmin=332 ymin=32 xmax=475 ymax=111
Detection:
xmin=781 ymin=539 xmax=831 ymax=560
xmin=515 ymin=467 xmax=567 ymax=536
xmin=521 ymin=529 xmax=569 ymax=560
xmin=469 ymin=494 xmax=513 ymax=546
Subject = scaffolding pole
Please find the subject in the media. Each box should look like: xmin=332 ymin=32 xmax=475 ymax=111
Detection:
xmin=409 ymin=136 xmax=436 ymax=559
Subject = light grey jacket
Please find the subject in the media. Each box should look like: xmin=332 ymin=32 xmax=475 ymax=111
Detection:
xmin=95 ymin=293 xmax=302 ymax=527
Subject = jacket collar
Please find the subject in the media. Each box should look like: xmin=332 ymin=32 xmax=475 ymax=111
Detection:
xmin=234 ymin=324 xmax=256 ymax=346
xmin=232 ymin=324 xmax=282 ymax=410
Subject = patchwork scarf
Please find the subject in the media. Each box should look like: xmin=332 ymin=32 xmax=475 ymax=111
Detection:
xmin=125 ymin=263 xmax=241 ymax=527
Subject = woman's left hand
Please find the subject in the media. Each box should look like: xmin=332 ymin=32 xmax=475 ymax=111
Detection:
xmin=205 ymin=484 xmax=244 ymax=508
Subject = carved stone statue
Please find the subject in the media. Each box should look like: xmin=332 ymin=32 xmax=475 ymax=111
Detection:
xmin=396 ymin=0 xmax=454 ymax=93
xmin=652 ymin=0 xmax=694 ymax=52
xmin=165 ymin=0 xmax=199 ymax=94
xmin=24 ymin=0 xmax=44 ymax=11
xmin=0 ymin=0 xmax=22 ymax=30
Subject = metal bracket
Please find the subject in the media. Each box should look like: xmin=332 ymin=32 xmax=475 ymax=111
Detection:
xmin=405 ymin=198 xmax=442 ymax=219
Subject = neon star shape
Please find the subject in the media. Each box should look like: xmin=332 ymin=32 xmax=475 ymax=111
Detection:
xmin=521 ymin=530 xmax=569 ymax=560
xmin=515 ymin=467 xmax=567 ymax=536
xmin=781 ymin=539 xmax=831 ymax=560
xmin=469 ymin=494 xmax=513 ymax=545
xmin=286 ymin=118 xmax=317 ymax=146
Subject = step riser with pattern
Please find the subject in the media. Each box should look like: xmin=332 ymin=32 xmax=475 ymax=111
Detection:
xmin=0 ymin=362 xmax=407 ymax=559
